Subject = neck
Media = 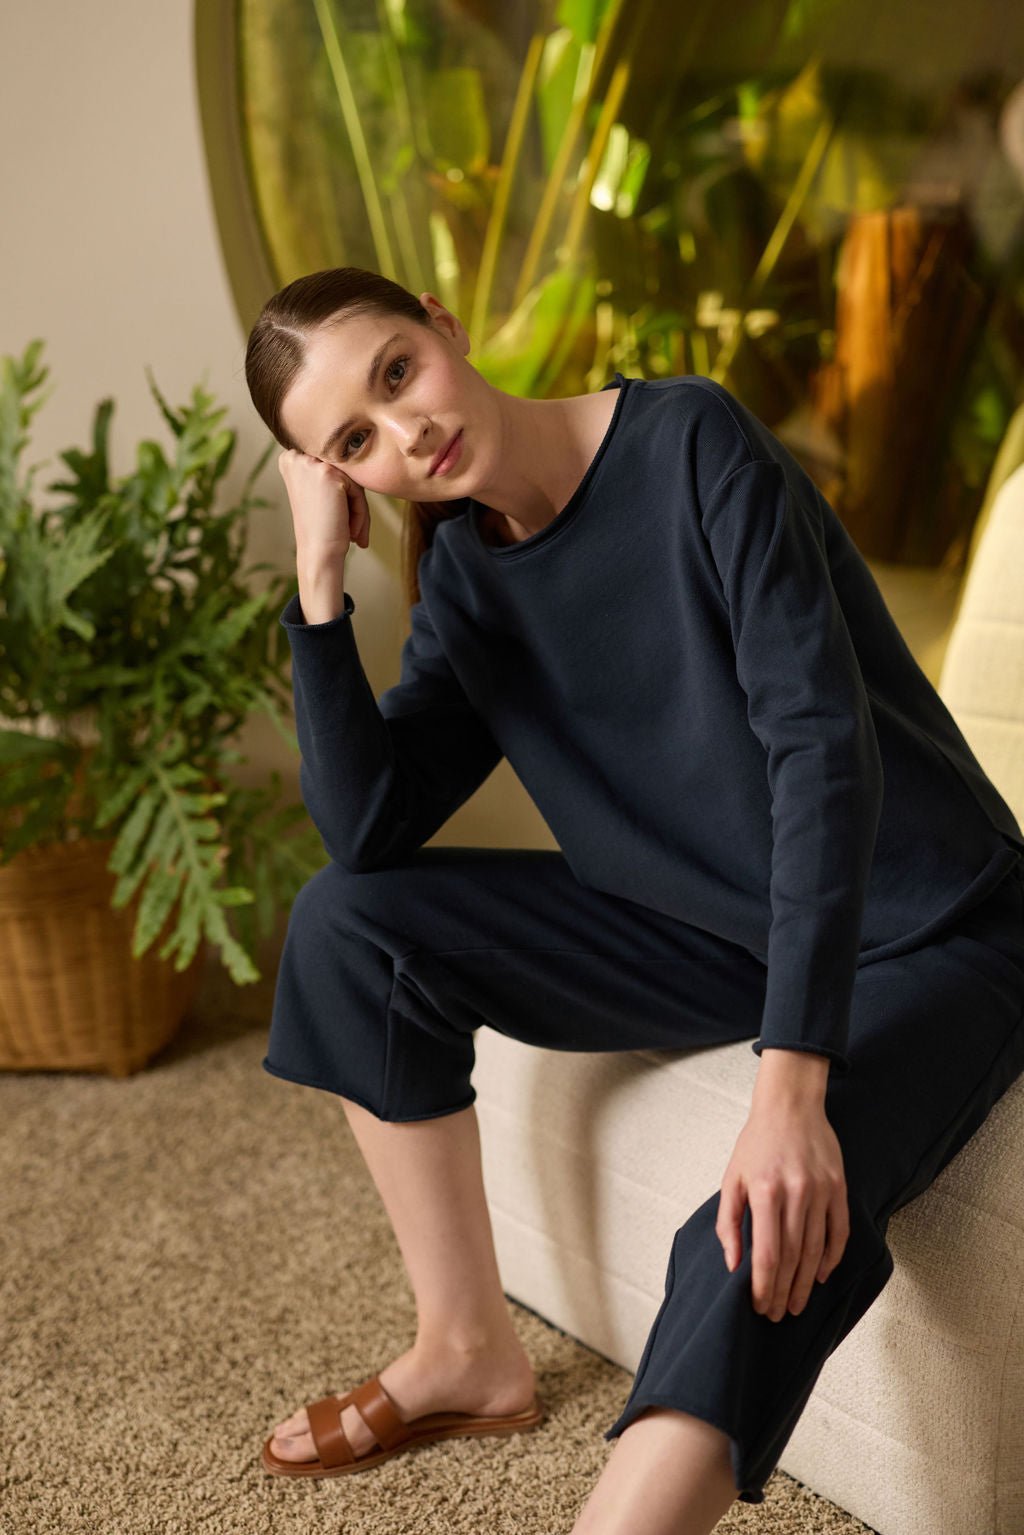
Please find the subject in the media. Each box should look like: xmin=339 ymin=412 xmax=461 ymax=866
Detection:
xmin=471 ymin=390 xmax=613 ymax=542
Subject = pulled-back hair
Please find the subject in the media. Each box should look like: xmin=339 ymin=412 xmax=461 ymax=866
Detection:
xmin=245 ymin=266 xmax=464 ymax=609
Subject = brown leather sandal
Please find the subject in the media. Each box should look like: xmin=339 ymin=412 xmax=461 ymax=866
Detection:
xmin=261 ymin=1372 xmax=547 ymax=1478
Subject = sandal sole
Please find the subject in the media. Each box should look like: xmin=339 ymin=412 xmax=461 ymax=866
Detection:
xmin=261 ymin=1394 xmax=547 ymax=1478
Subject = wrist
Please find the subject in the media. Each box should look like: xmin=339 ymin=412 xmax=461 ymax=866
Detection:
xmin=296 ymin=558 xmax=347 ymax=625
xmin=752 ymin=1046 xmax=830 ymax=1106
xmin=297 ymin=549 xmax=346 ymax=583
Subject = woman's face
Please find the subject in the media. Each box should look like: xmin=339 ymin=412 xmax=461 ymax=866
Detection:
xmin=279 ymin=296 xmax=492 ymax=501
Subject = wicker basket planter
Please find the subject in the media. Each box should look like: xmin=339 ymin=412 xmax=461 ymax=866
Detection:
xmin=0 ymin=835 xmax=207 ymax=1077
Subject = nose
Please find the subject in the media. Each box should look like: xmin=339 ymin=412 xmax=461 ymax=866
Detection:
xmin=395 ymin=415 xmax=432 ymax=457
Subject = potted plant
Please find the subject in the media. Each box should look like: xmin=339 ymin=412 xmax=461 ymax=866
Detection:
xmin=0 ymin=339 xmax=326 ymax=1076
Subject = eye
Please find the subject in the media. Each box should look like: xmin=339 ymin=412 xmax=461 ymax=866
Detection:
xmin=340 ymin=355 xmax=410 ymax=459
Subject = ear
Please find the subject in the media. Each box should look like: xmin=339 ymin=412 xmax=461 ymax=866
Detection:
xmin=420 ymin=293 xmax=466 ymax=346
xmin=417 ymin=291 xmax=441 ymax=321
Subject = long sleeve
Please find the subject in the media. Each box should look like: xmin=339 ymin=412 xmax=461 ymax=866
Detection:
xmin=280 ymin=581 xmax=503 ymax=872
xmin=699 ymin=457 xmax=884 ymax=1075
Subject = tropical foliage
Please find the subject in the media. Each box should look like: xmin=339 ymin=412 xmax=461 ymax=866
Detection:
xmin=237 ymin=0 xmax=1024 ymax=564
xmin=0 ymin=340 xmax=326 ymax=983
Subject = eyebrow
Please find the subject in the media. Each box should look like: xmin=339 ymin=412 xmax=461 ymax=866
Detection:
xmin=318 ymin=332 xmax=405 ymax=458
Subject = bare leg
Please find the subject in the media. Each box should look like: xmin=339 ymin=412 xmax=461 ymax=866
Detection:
xmin=570 ymin=1408 xmax=738 ymax=1535
xmin=270 ymin=1100 xmax=537 ymax=1462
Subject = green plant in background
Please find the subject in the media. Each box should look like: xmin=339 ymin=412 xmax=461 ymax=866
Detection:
xmin=232 ymin=0 xmax=1024 ymax=565
xmin=0 ymin=339 xmax=327 ymax=985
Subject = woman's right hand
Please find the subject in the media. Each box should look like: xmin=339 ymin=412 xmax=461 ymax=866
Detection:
xmin=277 ymin=448 xmax=372 ymax=565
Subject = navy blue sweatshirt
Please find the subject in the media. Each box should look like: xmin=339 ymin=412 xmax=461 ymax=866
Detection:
xmin=279 ymin=371 xmax=1024 ymax=1076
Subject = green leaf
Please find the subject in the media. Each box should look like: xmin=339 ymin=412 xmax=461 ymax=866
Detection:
xmin=47 ymin=506 xmax=118 ymax=616
xmin=94 ymin=762 xmax=151 ymax=828
xmin=134 ymin=861 xmax=186 ymax=955
xmin=166 ymin=880 xmax=203 ymax=969
xmin=556 ymin=0 xmax=614 ymax=46
xmin=425 ymin=67 xmax=490 ymax=171
xmin=0 ymin=728 xmax=66 ymax=766
xmin=106 ymin=785 xmax=161 ymax=874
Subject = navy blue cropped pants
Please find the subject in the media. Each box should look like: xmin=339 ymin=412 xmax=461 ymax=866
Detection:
xmin=263 ymin=845 xmax=1024 ymax=1505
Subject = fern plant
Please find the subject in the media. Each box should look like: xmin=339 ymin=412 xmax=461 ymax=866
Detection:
xmin=0 ymin=338 xmax=326 ymax=984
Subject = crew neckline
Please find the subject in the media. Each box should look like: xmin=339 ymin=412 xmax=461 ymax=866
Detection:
xmin=469 ymin=372 xmax=631 ymax=559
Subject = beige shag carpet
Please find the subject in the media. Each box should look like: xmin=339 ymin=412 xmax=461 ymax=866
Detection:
xmin=2 ymin=942 xmax=880 ymax=1535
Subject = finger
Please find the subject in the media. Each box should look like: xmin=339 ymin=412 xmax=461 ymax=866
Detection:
xmin=715 ymin=1176 xmax=745 ymax=1273
xmin=818 ymin=1181 xmax=851 ymax=1282
xmin=356 ymin=491 xmax=372 ymax=543
xmin=332 ymin=473 xmax=363 ymax=533
xmin=350 ymin=492 xmax=371 ymax=547
xmin=748 ymin=1184 xmax=782 ymax=1315
xmin=340 ymin=472 xmax=367 ymax=511
xmin=787 ymin=1198 xmax=827 ymax=1316
xmin=768 ymin=1186 xmax=808 ymax=1319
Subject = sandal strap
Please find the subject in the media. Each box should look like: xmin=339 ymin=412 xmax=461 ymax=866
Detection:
xmin=348 ymin=1376 xmax=407 ymax=1451
xmin=306 ymin=1395 xmax=356 ymax=1469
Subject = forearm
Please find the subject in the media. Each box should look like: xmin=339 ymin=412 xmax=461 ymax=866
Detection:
xmin=280 ymin=557 xmax=503 ymax=874
xmin=281 ymin=562 xmax=413 ymax=872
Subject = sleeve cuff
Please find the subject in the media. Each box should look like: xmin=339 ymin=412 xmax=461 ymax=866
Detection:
xmin=750 ymin=1038 xmax=851 ymax=1076
xmin=279 ymin=589 xmax=356 ymax=629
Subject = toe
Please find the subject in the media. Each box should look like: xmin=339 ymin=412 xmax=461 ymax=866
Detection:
xmin=270 ymin=1427 xmax=318 ymax=1463
xmin=270 ymin=1407 xmax=313 ymax=1461
xmin=273 ymin=1412 xmax=302 ymax=1442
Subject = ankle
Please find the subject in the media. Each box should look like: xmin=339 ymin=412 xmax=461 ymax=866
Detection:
xmin=413 ymin=1326 xmax=530 ymax=1371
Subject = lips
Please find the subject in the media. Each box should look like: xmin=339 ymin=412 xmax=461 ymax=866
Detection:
xmin=429 ymin=429 xmax=462 ymax=476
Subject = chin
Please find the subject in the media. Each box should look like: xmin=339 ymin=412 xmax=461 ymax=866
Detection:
xmin=421 ymin=486 xmax=465 ymax=506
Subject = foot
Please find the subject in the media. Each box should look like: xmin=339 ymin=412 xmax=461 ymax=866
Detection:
xmin=269 ymin=1337 xmax=538 ymax=1464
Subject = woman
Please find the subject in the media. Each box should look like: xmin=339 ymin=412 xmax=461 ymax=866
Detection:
xmin=245 ymin=266 xmax=1024 ymax=1534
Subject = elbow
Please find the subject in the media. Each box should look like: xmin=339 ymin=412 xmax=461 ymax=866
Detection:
xmin=336 ymin=835 xmax=397 ymax=876
xmin=846 ymin=726 xmax=884 ymax=865
xmin=832 ymin=699 xmax=884 ymax=819
xmin=299 ymin=756 xmax=412 ymax=874
xmin=312 ymin=826 xmax=409 ymax=877
xmin=862 ymin=722 xmax=885 ymax=821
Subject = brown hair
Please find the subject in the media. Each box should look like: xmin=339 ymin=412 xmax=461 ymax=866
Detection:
xmin=245 ymin=266 xmax=465 ymax=610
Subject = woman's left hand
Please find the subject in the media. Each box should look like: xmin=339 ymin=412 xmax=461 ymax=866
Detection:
xmin=715 ymin=1094 xmax=850 ymax=1320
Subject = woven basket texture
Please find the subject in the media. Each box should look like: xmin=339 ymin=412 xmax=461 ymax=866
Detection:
xmin=0 ymin=836 xmax=206 ymax=1076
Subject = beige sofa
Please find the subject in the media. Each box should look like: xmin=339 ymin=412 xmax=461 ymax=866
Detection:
xmin=472 ymin=457 xmax=1024 ymax=1535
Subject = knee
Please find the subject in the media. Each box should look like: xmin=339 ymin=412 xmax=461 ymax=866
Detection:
xmin=281 ymin=864 xmax=334 ymax=957
xmin=672 ymin=1183 xmax=889 ymax=1293
xmin=285 ymin=858 xmax=383 ymax=940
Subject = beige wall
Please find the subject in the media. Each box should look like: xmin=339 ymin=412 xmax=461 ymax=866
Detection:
xmin=1 ymin=0 xmax=551 ymax=851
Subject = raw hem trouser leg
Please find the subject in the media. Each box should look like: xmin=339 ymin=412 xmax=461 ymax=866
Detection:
xmin=264 ymin=845 xmax=768 ymax=1122
xmin=604 ymin=858 xmax=1024 ymax=1505
xmin=264 ymin=846 xmax=1024 ymax=1508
